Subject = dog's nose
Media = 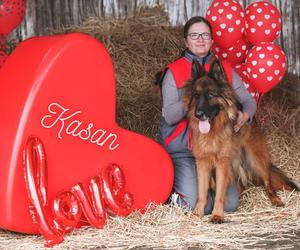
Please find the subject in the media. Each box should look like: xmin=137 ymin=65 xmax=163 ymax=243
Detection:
xmin=195 ymin=109 xmax=205 ymax=120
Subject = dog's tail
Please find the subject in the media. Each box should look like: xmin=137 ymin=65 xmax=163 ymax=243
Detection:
xmin=270 ymin=164 xmax=300 ymax=191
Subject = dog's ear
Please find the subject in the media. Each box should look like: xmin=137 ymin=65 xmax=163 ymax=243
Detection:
xmin=208 ymin=59 xmax=228 ymax=86
xmin=191 ymin=59 xmax=206 ymax=80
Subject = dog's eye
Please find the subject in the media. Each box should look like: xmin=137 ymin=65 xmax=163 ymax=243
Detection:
xmin=207 ymin=93 xmax=215 ymax=100
xmin=193 ymin=93 xmax=200 ymax=99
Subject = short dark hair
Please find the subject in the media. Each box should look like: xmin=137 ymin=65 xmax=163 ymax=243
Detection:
xmin=183 ymin=16 xmax=213 ymax=39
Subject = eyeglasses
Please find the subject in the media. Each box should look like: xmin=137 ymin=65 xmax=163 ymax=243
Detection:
xmin=187 ymin=32 xmax=211 ymax=40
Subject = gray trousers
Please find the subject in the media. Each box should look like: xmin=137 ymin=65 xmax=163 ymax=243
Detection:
xmin=170 ymin=156 xmax=239 ymax=214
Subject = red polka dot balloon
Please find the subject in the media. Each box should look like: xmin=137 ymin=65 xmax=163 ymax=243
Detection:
xmin=0 ymin=50 xmax=8 ymax=69
xmin=244 ymin=42 xmax=286 ymax=93
xmin=234 ymin=64 xmax=261 ymax=102
xmin=245 ymin=1 xmax=282 ymax=45
xmin=212 ymin=36 xmax=251 ymax=66
xmin=0 ymin=0 xmax=26 ymax=35
xmin=206 ymin=0 xmax=245 ymax=48
xmin=234 ymin=63 xmax=249 ymax=84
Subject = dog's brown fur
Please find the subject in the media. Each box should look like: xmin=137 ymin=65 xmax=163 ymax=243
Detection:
xmin=182 ymin=59 xmax=299 ymax=223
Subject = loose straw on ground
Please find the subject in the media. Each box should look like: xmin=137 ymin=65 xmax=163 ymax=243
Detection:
xmin=1 ymin=7 xmax=299 ymax=250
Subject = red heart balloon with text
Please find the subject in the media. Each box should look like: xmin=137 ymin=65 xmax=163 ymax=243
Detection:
xmin=0 ymin=33 xmax=173 ymax=234
xmin=0 ymin=50 xmax=8 ymax=69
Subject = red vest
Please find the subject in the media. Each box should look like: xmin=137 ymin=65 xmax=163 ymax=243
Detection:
xmin=167 ymin=57 xmax=233 ymax=89
xmin=163 ymin=57 xmax=233 ymax=148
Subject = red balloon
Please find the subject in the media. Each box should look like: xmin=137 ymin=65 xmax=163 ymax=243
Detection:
xmin=212 ymin=36 xmax=251 ymax=66
xmin=71 ymin=179 xmax=106 ymax=229
xmin=234 ymin=63 xmax=249 ymax=84
xmin=0 ymin=35 xmax=6 ymax=50
xmin=0 ymin=0 xmax=26 ymax=35
xmin=25 ymin=135 xmax=134 ymax=247
xmin=0 ymin=50 xmax=8 ymax=69
xmin=245 ymin=1 xmax=282 ymax=45
xmin=0 ymin=33 xmax=174 ymax=234
xmin=206 ymin=0 xmax=245 ymax=48
xmin=244 ymin=42 xmax=286 ymax=93
xmin=53 ymin=191 xmax=82 ymax=231
xmin=24 ymin=136 xmax=64 ymax=247
xmin=234 ymin=64 xmax=261 ymax=102
xmin=87 ymin=177 xmax=107 ymax=225
xmin=101 ymin=164 xmax=134 ymax=216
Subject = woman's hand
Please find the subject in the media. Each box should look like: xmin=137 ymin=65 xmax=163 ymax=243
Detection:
xmin=234 ymin=111 xmax=249 ymax=132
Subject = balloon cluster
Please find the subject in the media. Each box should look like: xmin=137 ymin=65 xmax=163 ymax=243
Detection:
xmin=0 ymin=0 xmax=26 ymax=69
xmin=24 ymin=136 xmax=133 ymax=247
xmin=206 ymin=0 xmax=286 ymax=100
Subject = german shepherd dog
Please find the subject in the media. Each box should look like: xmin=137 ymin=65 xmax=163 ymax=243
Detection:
xmin=182 ymin=59 xmax=299 ymax=223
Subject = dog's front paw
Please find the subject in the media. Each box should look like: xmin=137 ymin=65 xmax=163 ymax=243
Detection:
xmin=210 ymin=214 xmax=224 ymax=224
xmin=193 ymin=205 xmax=204 ymax=218
xmin=271 ymin=197 xmax=284 ymax=207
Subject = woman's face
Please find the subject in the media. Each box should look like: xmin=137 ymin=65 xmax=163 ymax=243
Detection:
xmin=184 ymin=22 xmax=213 ymax=57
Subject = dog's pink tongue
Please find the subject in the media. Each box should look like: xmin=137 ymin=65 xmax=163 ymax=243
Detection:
xmin=198 ymin=119 xmax=211 ymax=134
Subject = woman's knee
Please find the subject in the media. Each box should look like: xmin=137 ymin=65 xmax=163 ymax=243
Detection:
xmin=184 ymin=195 xmax=197 ymax=210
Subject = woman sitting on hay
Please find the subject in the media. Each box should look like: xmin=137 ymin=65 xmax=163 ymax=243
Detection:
xmin=157 ymin=16 xmax=257 ymax=214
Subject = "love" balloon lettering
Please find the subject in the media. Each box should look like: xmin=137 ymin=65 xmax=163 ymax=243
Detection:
xmin=24 ymin=136 xmax=133 ymax=247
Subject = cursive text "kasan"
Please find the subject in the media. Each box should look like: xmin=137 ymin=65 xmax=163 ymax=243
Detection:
xmin=41 ymin=102 xmax=119 ymax=150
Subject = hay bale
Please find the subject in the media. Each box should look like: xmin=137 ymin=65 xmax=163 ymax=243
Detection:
xmin=60 ymin=7 xmax=185 ymax=140
xmin=0 ymin=7 xmax=299 ymax=250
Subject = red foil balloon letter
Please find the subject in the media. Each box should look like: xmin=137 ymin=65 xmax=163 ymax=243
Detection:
xmin=24 ymin=136 xmax=134 ymax=247
xmin=24 ymin=136 xmax=64 ymax=247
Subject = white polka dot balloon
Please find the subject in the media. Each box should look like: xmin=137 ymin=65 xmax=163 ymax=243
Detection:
xmin=212 ymin=36 xmax=251 ymax=66
xmin=244 ymin=43 xmax=286 ymax=93
xmin=234 ymin=64 xmax=261 ymax=102
xmin=245 ymin=1 xmax=282 ymax=45
xmin=206 ymin=0 xmax=245 ymax=48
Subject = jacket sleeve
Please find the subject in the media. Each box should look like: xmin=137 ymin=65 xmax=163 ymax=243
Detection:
xmin=231 ymin=70 xmax=257 ymax=121
xmin=161 ymin=69 xmax=185 ymax=125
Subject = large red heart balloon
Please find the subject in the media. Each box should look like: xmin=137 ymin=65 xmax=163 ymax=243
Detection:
xmin=0 ymin=50 xmax=8 ymax=69
xmin=0 ymin=35 xmax=6 ymax=50
xmin=0 ymin=33 xmax=173 ymax=234
xmin=0 ymin=0 xmax=26 ymax=35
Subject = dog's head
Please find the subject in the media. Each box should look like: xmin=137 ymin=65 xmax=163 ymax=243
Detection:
xmin=182 ymin=59 xmax=240 ymax=134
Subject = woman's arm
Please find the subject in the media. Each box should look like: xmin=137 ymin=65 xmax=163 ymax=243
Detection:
xmin=161 ymin=70 xmax=185 ymax=125
xmin=231 ymin=70 xmax=257 ymax=131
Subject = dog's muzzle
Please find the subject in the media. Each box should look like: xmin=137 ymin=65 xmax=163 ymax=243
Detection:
xmin=195 ymin=104 xmax=220 ymax=121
